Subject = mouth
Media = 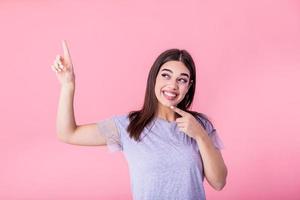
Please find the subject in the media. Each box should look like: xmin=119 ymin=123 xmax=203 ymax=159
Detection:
xmin=162 ymin=90 xmax=179 ymax=101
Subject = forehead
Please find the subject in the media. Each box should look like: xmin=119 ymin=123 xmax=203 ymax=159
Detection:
xmin=159 ymin=61 xmax=190 ymax=75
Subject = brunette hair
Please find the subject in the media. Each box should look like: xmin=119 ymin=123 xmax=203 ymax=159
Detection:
xmin=127 ymin=49 xmax=213 ymax=141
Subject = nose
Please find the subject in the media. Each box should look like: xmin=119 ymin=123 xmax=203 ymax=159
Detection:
xmin=167 ymin=78 xmax=179 ymax=90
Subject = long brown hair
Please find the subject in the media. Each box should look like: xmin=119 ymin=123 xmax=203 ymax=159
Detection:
xmin=127 ymin=49 xmax=213 ymax=141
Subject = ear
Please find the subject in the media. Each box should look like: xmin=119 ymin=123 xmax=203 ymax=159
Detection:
xmin=188 ymin=80 xmax=193 ymax=90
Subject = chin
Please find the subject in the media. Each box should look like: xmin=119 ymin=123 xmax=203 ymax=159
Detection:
xmin=164 ymin=102 xmax=176 ymax=107
xmin=160 ymin=99 xmax=182 ymax=107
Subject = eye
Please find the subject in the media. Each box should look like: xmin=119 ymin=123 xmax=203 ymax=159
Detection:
xmin=178 ymin=78 xmax=188 ymax=84
xmin=161 ymin=73 xmax=170 ymax=79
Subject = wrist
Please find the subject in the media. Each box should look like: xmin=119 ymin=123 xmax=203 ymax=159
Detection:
xmin=61 ymin=82 xmax=75 ymax=91
xmin=195 ymin=129 xmax=208 ymax=143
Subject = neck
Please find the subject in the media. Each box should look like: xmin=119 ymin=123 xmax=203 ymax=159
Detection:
xmin=156 ymin=103 xmax=176 ymax=121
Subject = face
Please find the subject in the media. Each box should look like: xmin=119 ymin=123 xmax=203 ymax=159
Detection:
xmin=154 ymin=60 xmax=192 ymax=108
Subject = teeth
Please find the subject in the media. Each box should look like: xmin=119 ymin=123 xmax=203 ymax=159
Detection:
xmin=163 ymin=91 xmax=176 ymax=97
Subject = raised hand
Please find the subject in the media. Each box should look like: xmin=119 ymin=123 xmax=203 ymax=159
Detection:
xmin=51 ymin=40 xmax=75 ymax=86
xmin=170 ymin=106 xmax=206 ymax=140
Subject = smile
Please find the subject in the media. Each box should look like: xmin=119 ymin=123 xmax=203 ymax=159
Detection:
xmin=162 ymin=90 xmax=178 ymax=100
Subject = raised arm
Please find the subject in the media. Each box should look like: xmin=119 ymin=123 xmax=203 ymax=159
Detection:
xmin=51 ymin=40 xmax=106 ymax=146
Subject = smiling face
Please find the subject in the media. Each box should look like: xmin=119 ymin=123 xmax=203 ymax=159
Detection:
xmin=154 ymin=60 xmax=192 ymax=109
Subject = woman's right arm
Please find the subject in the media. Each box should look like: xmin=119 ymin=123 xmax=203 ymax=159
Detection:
xmin=52 ymin=40 xmax=107 ymax=146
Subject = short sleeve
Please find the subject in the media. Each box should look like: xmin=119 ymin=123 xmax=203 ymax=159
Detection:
xmin=97 ymin=117 xmax=123 ymax=152
xmin=205 ymin=119 xmax=224 ymax=150
xmin=196 ymin=115 xmax=224 ymax=150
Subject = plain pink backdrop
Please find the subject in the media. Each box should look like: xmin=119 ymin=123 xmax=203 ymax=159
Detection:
xmin=0 ymin=0 xmax=299 ymax=199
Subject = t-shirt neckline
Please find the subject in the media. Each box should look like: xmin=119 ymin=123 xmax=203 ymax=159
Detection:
xmin=155 ymin=117 xmax=176 ymax=124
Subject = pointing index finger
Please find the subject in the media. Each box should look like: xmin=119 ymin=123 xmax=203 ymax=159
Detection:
xmin=170 ymin=106 xmax=187 ymax=116
xmin=62 ymin=40 xmax=72 ymax=64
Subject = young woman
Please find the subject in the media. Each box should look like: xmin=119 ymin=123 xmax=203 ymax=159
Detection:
xmin=52 ymin=40 xmax=227 ymax=200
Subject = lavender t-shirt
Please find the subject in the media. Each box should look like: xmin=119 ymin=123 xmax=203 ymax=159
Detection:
xmin=97 ymin=114 xmax=224 ymax=200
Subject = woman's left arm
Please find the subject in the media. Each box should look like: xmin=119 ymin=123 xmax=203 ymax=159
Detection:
xmin=195 ymin=130 xmax=227 ymax=190
xmin=171 ymin=106 xmax=228 ymax=190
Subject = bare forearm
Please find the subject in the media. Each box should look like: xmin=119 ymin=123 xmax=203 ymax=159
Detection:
xmin=196 ymin=132 xmax=227 ymax=190
xmin=56 ymin=83 xmax=77 ymax=140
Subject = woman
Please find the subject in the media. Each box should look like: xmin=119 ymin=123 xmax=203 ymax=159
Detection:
xmin=52 ymin=40 xmax=227 ymax=200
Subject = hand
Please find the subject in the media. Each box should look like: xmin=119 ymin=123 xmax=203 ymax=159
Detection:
xmin=51 ymin=40 xmax=75 ymax=86
xmin=170 ymin=106 xmax=206 ymax=140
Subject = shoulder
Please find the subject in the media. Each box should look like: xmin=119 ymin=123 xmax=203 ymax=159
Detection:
xmin=112 ymin=114 xmax=128 ymax=120
xmin=111 ymin=113 xmax=131 ymax=127
xmin=188 ymin=111 xmax=215 ymax=132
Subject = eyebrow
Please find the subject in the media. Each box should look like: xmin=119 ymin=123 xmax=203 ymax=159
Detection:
xmin=161 ymin=68 xmax=190 ymax=78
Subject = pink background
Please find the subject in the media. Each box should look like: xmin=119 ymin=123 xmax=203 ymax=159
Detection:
xmin=0 ymin=0 xmax=299 ymax=199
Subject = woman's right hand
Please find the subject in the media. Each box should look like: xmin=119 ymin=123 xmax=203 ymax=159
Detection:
xmin=51 ymin=40 xmax=75 ymax=86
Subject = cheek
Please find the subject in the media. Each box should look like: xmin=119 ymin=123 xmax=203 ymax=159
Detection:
xmin=179 ymin=85 xmax=190 ymax=95
xmin=154 ymin=79 xmax=162 ymax=96
xmin=154 ymin=78 xmax=165 ymax=91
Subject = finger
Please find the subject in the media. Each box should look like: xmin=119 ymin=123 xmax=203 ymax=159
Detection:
xmin=170 ymin=106 xmax=187 ymax=117
xmin=58 ymin=62 xmax=65 ymax=71
xmin=54 ymin=63 xmax=62 ymax=72
xmin=51 ymin=65 xmax=60 ymax=72
xmin=177 ymin=125 xmax=186 ymax=131
xmin=175 ymin=117 xmax=185 ymax=123
xmin=177 ymin=127 xmax=186 ymax=133
xmin=176 ymin=121 xmax=185 ymax=127
xmin=56 ymin=54 xmax=61 ymax=61
xmin=56 ymin=54 xmax=66 ymax=65
xmin=54 ymin=59 xmax=61 ymax=67
xmin=54 ymin=61 xmax=60 ymax=68
xmin=54 ymin=58 xmax=65 ymax=70
xmin=62 ymin=40 xmax=73 ymax=66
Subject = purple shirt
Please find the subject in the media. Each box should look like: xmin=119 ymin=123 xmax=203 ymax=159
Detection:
xmin=97 ymin=114 xmax=224 ymax=200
